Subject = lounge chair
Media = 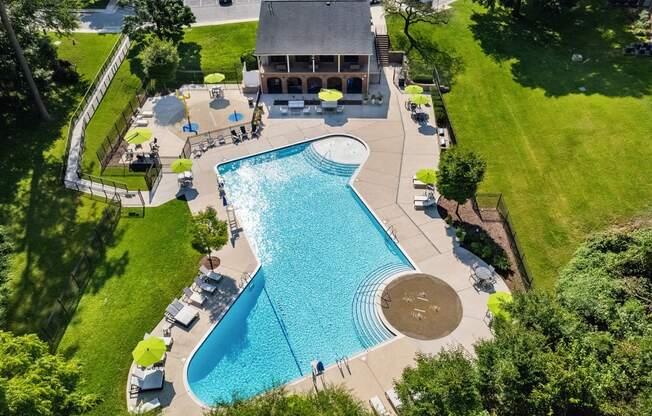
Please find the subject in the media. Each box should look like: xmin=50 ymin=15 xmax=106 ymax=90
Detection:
xmin=316 ymin=106 xmax=323 ymax=114
xmin=414 ymin=195 xmax=437 ymax=209
xmin=199 ymin=265 xmax=223 ymax=284
xmin=369 ymin=396 xmax=390 ymax=416
xmin=134 ymin=397 xmax=160 ymax=414
xmin=218 ymin=135 xmax=226 ymax=145
xmin=385 ymin=388 xmax=402 ymax=411
xmin=194 ymin=276 xmax=217 ymax=294
xmin=336 ymin=105 xmax=344 ymax=113
xmin=413 ymin=175 xmax=427 ymax=188
xmin=231 ymin=129 xmax=241 ymax=144
xmin=140 ymin=110 xmax=154 ymax=118
xmin=303 ymin=106 xmax=311 ymax=115
xmin=183 ymin=287 xmax=206 ymax=306
xmin=133 ymin=118 xmax=148 ymax=127
xmin=165 ymin=299 xmax=199 ymax=327
xmin=130 ymin=368 xmax=164 ymax=395
xmin=251 ymin=124 xmax=260 ymax=139
xmin=206 ymin=136 xmax=216 ymax=148
xmin=280 ymin=106 xmax=288 ymax=115
xmin=240 ymin=125 xmax=249 ymax=140
xmin=144 ymin=332 xmax=173 ymax=349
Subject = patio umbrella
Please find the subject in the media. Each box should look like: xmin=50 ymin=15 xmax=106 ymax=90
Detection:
xmin=125 ymin=127 xmax=152 ymax=145
xmin=204 ymin=73 xmax=226 ymax=84
xmin=410 ymin=94 xmax=430 ymax=106
xmin=415 ymin=168 xmax=437 ymax=185
xmin=487 ymin=291 xmax=513 ymax=319
xmin=132 ymin=337 xmax=166 ymax=368
xmin=404 ymin=84 xmax=424 ymax=94
xmin=171 ymin=158 xmax=193 ymax=173
xmin=318 ymin=88 xmax=343 ymax=102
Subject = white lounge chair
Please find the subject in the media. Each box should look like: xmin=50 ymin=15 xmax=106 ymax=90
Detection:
xmin=140 ymin=110 xmax=154 ymax=118
xmin=414 ymin=196 xmax=437 ymax=209
xmin=130 ymin=368 xmax=164 ymax=392
xmin=134 ymin=397 xmax=160 ymax=414
xmin=413 ymin=175 xmax=427 ymax=188
xmin=369 ymin=396 xmax=390 ymax=416
xmin=199 ymin=265 xmax=223 ymax=284
xmin=194 ymin=276 xmax=217 ymax=294
xmin=133 ymin=118 xmax=148 ymax=127
xmin=144 ymin=332 xmax=173 ymax=349
xmin=385 ymin=388 xmax=402 ymax=411
xmin=165 ymin=299 xmax=198 ymax=327
xmin=183 ymin=287 xmax=206 ymax=306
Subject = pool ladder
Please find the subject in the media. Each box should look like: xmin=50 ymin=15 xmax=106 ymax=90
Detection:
xmin=239 ymin=271 xmax=252 ymax=288
xmin=335 ymin=355 xmax=351 ymax=376
xmin=387 ymin=224 xmax=399 ymax=243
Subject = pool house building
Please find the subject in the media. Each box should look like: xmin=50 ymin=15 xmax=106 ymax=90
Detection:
xmin=255 ymin=0 xmax=382 ymax=95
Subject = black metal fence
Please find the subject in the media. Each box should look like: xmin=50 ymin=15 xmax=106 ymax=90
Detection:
xmin=431 ymin=65 xmax=457 ymax=145
xmin=38 ymin=196 xmax=123 ymax=349
xmin=96 ymin=89 xmax=148 ymax=173
xmin=473 ymin=193 xmax=533 ymax=288
xmin=179 ymin=121 xmax=252 ymax=159
xmin=144 ymin=156 xmax=162 ymax=193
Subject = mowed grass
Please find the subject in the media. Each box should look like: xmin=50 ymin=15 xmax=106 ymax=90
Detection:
xmin=2 ymin=33 xmax=118 ymax=334
xmin=58 ymin=200 xmax=201 ymax=416
xmin=389 ymin=0 xmax=652 ymax=288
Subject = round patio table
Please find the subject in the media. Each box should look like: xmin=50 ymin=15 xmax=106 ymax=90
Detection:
xmin=475 ymin=265 xmax=493 ymax=283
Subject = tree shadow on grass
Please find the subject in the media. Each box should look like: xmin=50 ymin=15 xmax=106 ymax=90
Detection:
xmin=469 ymin=1 xmax=652 ymax=97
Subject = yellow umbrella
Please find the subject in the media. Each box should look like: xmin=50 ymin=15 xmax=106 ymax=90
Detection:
xmin=171 ymin=158 xmax=193 ymax=173
xmin=204 ymin=73 xmax=226 ymax=84
xmin=415 ymin=168 xmax=437 ymax=185
xmin=125 ymin=128 xmax=152 ymax=145
xmin=132 ymin=337 xmax=166 ymax=368
xmin=487 ymin=291 xmax=513 ymax=319
xmin=318 ymin=88 xmax=343 ymax=102
xmin=404 ymin=84 xmax=424 ymax=94
xmin=410 ymin=94 xmax=430 ymax=106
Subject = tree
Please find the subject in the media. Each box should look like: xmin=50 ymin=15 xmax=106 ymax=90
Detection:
xmin=0 ymin=0 xmax=78 ymax=118
xmin=205 ymin=386 xmax=373 ymax=416
xmin=0 ymin=331 xmax=98 ymax=415
xmin=191 ymin=207 xmax=228 ymax=268
xmin=141 ymin=38 xmax=179 ymax=88
xmin=119 ymin=0 xmax=196 ymax=44
xmin=395 ymin=347 xmax=485 ymax=416
xmin=436 ymin=148 xmax=486 ymax=218
xmin=383 ymin=0 xmax=449 ymax=53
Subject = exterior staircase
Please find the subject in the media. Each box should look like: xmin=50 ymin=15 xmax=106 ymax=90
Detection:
xmin=375 ymin=34 xmax=390 ymax=67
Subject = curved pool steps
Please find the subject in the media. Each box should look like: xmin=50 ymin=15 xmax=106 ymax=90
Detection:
xmin=303 ymin=143 xmax=359 ymax=177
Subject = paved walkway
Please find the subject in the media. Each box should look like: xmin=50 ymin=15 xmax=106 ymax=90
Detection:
xmin=124 ymin=67 xmax=509 ymax=414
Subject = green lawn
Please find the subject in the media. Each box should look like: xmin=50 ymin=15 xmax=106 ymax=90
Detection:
xmin=58 ymin=200 xmax=201 ymax=416
xmin=389 ymin=0 xmax=652 ymax=288
xmin=2 ymin=33 xmax=119 ymax=335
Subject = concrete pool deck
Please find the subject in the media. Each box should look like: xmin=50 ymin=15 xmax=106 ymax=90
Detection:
xmin=127 ymin=66 xmax=509 ymax=414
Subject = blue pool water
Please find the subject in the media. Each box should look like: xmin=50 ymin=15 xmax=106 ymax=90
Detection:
xmin=186 ymin=139 xmax=413 ymax=404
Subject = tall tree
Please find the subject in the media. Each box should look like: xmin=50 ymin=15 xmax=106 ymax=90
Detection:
xmin=383 ymin=0 xmax=449 ymax=53
xmin=0 ymin=0 xmax=78 ymax=118
xmin=119 ymin=0 xmax=195 ymax=44
xmin=140 ymin=38 xmax=179 ymax=89
xmin=0 ymin=331 xmax=99 ymax=415
xmin=436 ymin=147 xmax=486 ymax=219
xmin=191 ymin=207 xmax=228 ymax=269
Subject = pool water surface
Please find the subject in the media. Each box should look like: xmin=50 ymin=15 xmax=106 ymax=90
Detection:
xmin=186 ymin=138 xmax=413 ymax=404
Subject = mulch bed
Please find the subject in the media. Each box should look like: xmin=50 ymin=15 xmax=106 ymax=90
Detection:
xmin=199 ymin=256 xmax=221 ymax=269
xmin=436 ymin=198 xmax=527 ymax=292
xmin=381 ymin=273 xmax=463 ymax=340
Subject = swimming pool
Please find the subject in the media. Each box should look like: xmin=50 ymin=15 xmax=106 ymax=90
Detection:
xmin=186 ymin=137 xmax=414 ymax=404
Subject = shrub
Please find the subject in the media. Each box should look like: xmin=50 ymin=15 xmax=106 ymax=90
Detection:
xmin=455 ymin=222 xmax=511 ymax=273
xmin=141 ymin=38 xmax=180 ymax=89
xmin=240 ymin=49 xmax=258 ymax=70
xmin=0 ymin=226 xmax=13 ymax=326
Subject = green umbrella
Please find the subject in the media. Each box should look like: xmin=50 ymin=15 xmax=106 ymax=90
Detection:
xmin=318 ymin=88 xmax=343 ymax=102
xmin=410 ymin=94 xmax=430 ymax=106
xmin=415 ymin=168 xmax=437 ymax=185
xmin=404 ymin=84 xmax=424 ymax=94
xmin=125 ymin=128 xmax=152 ymax=145
xmin=204 ymin=73 xmax=226 ymax=84
xmin=171 ymin=158 xmax=193 ymax=173
xmin=487 ymin=291 xmax=513 ymax=319
xmin=132 ymin=337 xmax=166 ymax=368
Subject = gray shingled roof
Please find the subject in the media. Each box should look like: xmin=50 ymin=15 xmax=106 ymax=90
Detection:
xmin=255 ymin=0 xmax=374 ymax=56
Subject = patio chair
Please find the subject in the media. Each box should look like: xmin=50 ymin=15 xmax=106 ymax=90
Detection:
xmin=134 ymin=397 xmax=160 ymax=414
xmin=194 ymin=276 xmax=217 ymax=294
xmin=240 ymin=125 xmax=249 ymax=140
xmin=369 ymin=396 xmax=390 ymax=416
xmin=280 ymin=106 xmax=288 ymax=115
xmin=144 ymin=332 xmax=173 ymax=349
xmin=303 ymin=106 xmax=311 ymax=115
xmin=199 ymin=264 xmax=223 ymax=284
xmin=316 ymin=106 xmax=323 ymax=115
xmin=130 ymin=369 xmax=164 ymax=396
xmin=206 ymin=136 xmax=216 ymax=148
xmin=183 ymin=287 xmax=206 ymax=307
xmin=231 ymin=129 xmax=241 ymax=144
xmin=385 ymin=388 xmax=402 ymax=412
xmin=414 ymin=195 xmax=436 ymax=209
xmin=336 ymin=105 xmax=344 ymax=113
xmin=251 ymin=125 xmax=260 ymax=139
xmin=218 ymin=135 xmax=226 ymax=145
xmin=201 ymin=141 xmax=209 ymax=152
xmin=166 ymin=300 xmax=198 ymax=327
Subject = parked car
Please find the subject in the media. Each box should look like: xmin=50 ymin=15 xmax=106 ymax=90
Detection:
xmin=219 ymin=0 xmax=232 ymax=5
